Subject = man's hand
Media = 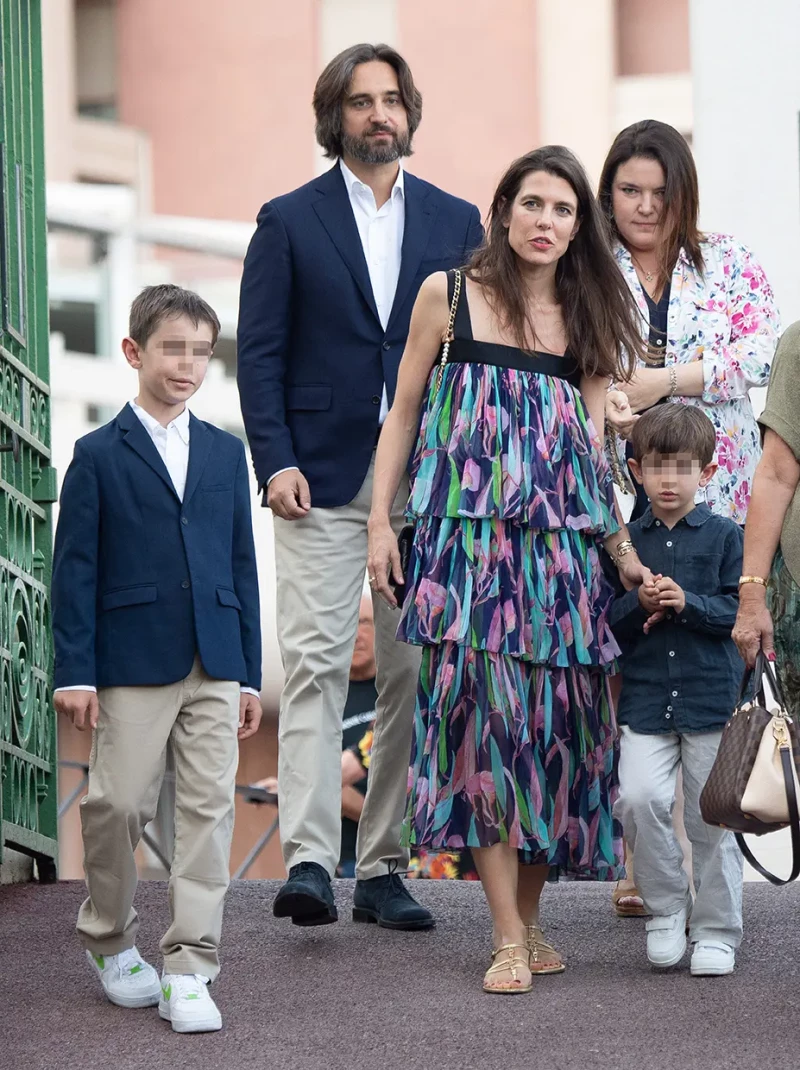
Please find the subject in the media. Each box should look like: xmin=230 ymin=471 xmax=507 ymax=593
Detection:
xmin=654 ymin=576 xmax=686 ymax=613
xmin=238 ymin=692 xmax=263 ymax=740
xmin=267 ymin=470 xmax=311 ymax=520
xmin=54 ymin=690 xmax=99 ymax=732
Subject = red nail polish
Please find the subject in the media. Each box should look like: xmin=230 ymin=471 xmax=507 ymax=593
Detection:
xmin=768 ymin=652 xmax=776 ymax=662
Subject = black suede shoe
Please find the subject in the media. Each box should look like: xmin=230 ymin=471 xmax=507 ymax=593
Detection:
xmin=352 ymin=872 xmax=435 ymax=931
xmin=273 ymin=862 xmax=338 ymax=926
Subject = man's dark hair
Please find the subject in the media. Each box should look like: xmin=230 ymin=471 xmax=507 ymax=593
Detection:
xmin=313 ymin=43 xmax=422 ymax=160
xmin=129 ymin=284 xmax=221 ymax=348
xmin=630 ymin=404 xmax=716 ymax=467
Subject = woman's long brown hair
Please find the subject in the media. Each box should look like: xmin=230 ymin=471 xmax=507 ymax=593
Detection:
xmin=598 ymin=119 xmax=704 ymax=286
xmin=466 ymin=146 xmax=644 ymax=381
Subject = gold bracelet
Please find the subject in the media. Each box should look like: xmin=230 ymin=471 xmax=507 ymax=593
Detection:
xmin=611 ymin=539 xmax=636 ymax=565
xmin=739 ymin=575 xmax=767 ymax=588
xmin=668 ymin=366 xmax=678 ymax=397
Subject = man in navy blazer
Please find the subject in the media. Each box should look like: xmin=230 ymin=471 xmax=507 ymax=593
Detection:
xmin=53 ymin=285 xmax=261 ymax=1033
xmin=237 ymin=43 xmax=482 ymax=930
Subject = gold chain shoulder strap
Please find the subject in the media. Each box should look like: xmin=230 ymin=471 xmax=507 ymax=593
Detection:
xmin=434 ymin=269 xmax=462 ymax=392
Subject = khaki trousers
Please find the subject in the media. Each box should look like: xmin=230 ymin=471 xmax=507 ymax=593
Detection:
xmin=274 ymin=453 xmax=421 ymax=880
xmin=76 ymin=657 xmax=240 ymax=980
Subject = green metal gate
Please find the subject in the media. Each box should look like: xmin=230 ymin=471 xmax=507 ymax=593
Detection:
xmin=0 ymin=0 xmax=57 ymax=879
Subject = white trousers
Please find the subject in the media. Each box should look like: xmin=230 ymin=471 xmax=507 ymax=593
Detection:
xmin=273 ymin=454 xmax=421 ymax=879
xmin=616 ymin=726 xmax=743 ymax=947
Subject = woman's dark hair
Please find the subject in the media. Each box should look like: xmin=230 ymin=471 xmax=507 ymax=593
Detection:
xmin=313 ymin=43 xmax=422 ymax=160
xmin=631 ymin=404 xmax=716 ymax=467
xmin=598 ymin=119 xmax=704 ymax=283
xmin=466 ymin=146 xmax=645 ymax=381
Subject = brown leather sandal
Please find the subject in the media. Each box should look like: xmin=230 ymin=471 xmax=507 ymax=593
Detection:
xmin=612 ymin=881 xmax=650 ymax=918
xmin=482 ymin=943 xmax=532 ymax=994
xmin=526 ymin=924 xmax=566 ymax=975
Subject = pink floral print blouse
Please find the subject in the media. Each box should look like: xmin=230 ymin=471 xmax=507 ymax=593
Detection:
xmin=611 ymin=235 xmax=780 ymax=523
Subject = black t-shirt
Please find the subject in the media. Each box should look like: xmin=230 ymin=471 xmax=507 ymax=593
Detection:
xmin=340 ymin=678 xmax=377 ymax=866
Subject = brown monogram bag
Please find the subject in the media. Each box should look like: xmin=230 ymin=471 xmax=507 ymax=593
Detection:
xmin=700 ymin=653 xmax=800 ymax=885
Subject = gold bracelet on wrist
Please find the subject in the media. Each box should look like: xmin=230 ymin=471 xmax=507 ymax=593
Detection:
xmin=739 ymin=575 xmax=767 ymax=588
xmin=611 ymin=539 xmax=636 ymax=565
xmin=668 ymin=366 xmax=678 ymax=397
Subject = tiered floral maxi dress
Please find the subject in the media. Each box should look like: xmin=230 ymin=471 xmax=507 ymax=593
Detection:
xmin=397 ymin=271 xmax=625 ymax=879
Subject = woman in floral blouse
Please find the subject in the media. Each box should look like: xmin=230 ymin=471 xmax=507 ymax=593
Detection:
xmin=600 ymin=119 xmax=780 ymax=916
xmin=602 ymin=119 xmax=779 ymax=526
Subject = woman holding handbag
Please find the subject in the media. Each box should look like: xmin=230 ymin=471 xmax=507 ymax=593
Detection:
xmin=367 ymin=146 xmax=648 ymax=994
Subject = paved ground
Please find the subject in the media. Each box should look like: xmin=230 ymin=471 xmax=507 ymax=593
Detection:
xmin=3 ymin=879 xmax=800 ymax=1070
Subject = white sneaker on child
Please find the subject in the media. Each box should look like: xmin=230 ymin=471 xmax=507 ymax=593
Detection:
xmin=691 ymin=941 xmax=735 ymax=976
xmin=646 ymin=908 xmax=688 ymax=967
xmin=86 ymin=947 xmax=161 ymax=1008
xmin=159 ymin=972 xmax=222 ymax=1033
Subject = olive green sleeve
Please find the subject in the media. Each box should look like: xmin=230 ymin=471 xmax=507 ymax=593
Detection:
xmin=759 ymin=321 xmax=800 ymax=461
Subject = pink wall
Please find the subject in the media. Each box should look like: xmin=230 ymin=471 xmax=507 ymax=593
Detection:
xmin=398 ymin=0 xmax=540 ymax=217
xmin=616 ymin=0 xmax=690 ymax=76
xmin=117 ymin=0 xmax=319 ymax=221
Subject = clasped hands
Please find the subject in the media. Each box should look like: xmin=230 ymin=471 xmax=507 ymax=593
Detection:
xmin=638 ymin=574 xmax=685 ymax=634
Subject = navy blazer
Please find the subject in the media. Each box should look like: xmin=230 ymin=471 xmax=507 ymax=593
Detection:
xmin=236 ymin=164 xmax=483 ymax=506
xmin=52 ymin=404 xmax=262 ymax=691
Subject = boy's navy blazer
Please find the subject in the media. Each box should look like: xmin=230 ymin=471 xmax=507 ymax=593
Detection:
xmin=236 ymin=164 xmax=483 ymax=506
xmin=52 ymin=404 xmax=262 ymax=692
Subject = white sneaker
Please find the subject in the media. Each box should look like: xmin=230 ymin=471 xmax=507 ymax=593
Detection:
xmin=86 ymin=947 xmax=161 ymax=1008
xmin=159 ymin=972 xmax=222 ymax=1033
xmin=646 ymin=909 xmax=688 ymax=968
xmin=691 ymin=941 xmax=736 ymax=976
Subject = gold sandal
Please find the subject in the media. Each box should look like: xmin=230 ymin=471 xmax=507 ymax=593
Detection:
xmin=526 ymin=924 xmax=566 ymax=975
xmin=482 ymin=943 xmax=532 ymax=994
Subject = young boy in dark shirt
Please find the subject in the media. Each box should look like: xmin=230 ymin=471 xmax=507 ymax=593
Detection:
xmin=611 ymin=404 xmax=744 ymax=977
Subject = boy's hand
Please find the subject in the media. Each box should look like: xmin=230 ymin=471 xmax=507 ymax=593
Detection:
xmin=655 ymin=576 xmax=686 ymax=613
xmin=238 ymin=692 xmax=263 ymax=741
xmin=54 ymin=690 xmax=99 ymax=732
xmin=643 ymin=611 xmax=665 ymax=635
xmin=638 ymin=573 xmax=663 ymax=614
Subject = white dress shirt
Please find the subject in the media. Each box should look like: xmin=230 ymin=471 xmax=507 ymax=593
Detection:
xmin=56 ymin=399 xmax=259 ymax=698
xmin=267 ymin=160 xmax=405 ymax=486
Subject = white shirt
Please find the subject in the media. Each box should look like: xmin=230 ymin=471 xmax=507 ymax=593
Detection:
xmin=267 ymin=160 xmax=405 ymax=486
xmin=56 ymin=400 xmax=259 ymax=698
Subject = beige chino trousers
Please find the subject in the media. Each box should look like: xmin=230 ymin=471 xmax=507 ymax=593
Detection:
xmin=274 ymin=453 xmax=421 ymax=880
xmin=76 ymin=657 xmax=239 ymax=980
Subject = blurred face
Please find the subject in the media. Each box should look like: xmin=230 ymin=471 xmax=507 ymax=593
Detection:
xmin=611 ymin=156 xmax=667 ymax=255
xmin=123 ymin=315 xmax=213 ymax=409
xmin=341 ymin=61 xmax=410 ymax=165
xmin=350 ymin=598 xmax=376 ymax=680
xmin=504 ymin=171 xmax=580 ymax=270
xmin=629 ymin=451 xmax=716 ymax=521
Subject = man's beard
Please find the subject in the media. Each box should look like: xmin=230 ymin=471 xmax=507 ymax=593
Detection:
xmin=341 ymin=126 xmax=411 ymax=165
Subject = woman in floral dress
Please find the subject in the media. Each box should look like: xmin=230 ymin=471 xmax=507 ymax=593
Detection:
xmin=367 ymin=147 xmax=648 ymax=994
xmin=600 ymin=120 xmax=780 ymax=916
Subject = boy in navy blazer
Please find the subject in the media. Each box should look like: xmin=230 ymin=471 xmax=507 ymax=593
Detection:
xmin=53 ymin=285 xmax=262 ymax=1034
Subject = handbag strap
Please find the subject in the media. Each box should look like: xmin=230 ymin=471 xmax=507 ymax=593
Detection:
xmin=434 ymin=270 xmax=463 ymax=390
xmin=736 ymin=744 xmax=800 ymax=885
xmin=737 ymin=649 xmax=786 ymax=709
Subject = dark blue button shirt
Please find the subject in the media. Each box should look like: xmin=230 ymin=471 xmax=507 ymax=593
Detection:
xmin=610 ymin=505 xmax=745 ymax=734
